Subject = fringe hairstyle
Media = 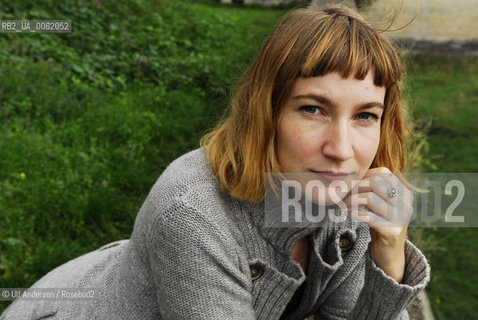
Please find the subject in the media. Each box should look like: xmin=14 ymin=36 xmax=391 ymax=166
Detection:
xmin=200 ymin=5 xmax=414 ymax=203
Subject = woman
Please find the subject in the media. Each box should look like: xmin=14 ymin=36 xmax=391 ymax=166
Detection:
xmin=1 ymin=5 xmax=430 ymax=320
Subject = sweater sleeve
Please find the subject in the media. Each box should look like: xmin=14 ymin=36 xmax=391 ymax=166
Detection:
xmin=145 ymin=198 xmax=257 ymax=319
xmin=315 ymin=239 xmax=431 ymax=320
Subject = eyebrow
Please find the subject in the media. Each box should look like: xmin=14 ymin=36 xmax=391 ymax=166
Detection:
xmin=293 ymin=93 xmax=384 ymax=110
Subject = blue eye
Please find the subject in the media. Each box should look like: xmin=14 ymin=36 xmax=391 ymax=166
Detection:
xmin=301 ymin=106 xmax=321 ymax=114
xmin=300 ymin=106 xmax=379 ymax=122
xmin=357 ymin=112 xmax=379 ymax=121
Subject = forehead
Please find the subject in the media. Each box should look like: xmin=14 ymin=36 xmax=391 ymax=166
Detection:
xmin=290 ymin=70 xmax=386 ymax=103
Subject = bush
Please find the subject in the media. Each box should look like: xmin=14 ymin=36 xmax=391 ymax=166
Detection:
xmin=0 ymin=0 xmax=289 ymax=314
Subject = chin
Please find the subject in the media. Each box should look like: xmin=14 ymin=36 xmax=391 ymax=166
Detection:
xmin=303 ymin=184 xmax=350 ymax=206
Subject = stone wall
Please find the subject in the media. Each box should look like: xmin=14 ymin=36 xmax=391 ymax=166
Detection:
xmin=358 ymin=0 xmax=478 ymax=55
xmin=309 ymin=0 xmax=357 ymax=9
xmin=227 ymin=0 xmax=478 ymax=43
xmin=360 ymin=0 xmax=478 ymax=41
xmin=220 ymin=0 xmax=308 ymax=6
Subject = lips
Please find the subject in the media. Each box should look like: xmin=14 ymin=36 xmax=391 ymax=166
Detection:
xmin=310 ymin=171 xmax=350 ymax=182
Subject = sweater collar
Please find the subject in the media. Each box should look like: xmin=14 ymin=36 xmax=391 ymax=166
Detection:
xmin=241 ymin=192 xmax=358 ymax=257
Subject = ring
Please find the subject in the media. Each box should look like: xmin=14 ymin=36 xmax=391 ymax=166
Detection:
xmin=387 ymin=186 xmax=398 ymax=198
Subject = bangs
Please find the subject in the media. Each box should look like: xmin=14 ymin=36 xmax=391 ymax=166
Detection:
xmin=298 ymin=11 xmax=401 ymax=87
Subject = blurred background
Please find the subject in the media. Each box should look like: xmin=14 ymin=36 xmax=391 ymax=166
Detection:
xmin=0 ymin=0 xmax=477 ymax=318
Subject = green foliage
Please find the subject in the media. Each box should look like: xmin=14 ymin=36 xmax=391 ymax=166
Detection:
xmin=0 ymin=0 xmax=288 ymax=314
xmin=0 ymin=0 xmax=266 ymax=97
xmin=405 ymin=55 xmax=478 ymax=320
xmin=0 ymin=0 xmax=476 ymax=319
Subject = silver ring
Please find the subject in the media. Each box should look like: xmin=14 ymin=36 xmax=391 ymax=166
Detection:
xmin=387 ymin=186 xmax=398 ymax=198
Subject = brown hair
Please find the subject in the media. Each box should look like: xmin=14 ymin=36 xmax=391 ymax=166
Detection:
xmin=200 ymin=5 xmax=414 ymax=203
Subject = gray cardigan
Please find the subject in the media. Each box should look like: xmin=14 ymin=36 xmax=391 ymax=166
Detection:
xmin=1 ymin=148 xmax=431 ymax=320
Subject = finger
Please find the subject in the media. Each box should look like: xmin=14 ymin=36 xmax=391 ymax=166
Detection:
xmin=344 ymin=192 xmax=411 ymax=226
xmin=354 ymin=176 xmax=398 ymax=204
xmin=363 ymin=167 xmax=404 ymax=191
xmin=344 ymin=191 xmax=391 ymax=220
xmin=346 ymin=206 xmax=401 ymax=231
xmin=353 ymin=172 xmax=413 ymax=207
xmin=364 ymin=168 xmax=414 ymax=198
xmin=363 ymin=167 xmax=396 ymax=180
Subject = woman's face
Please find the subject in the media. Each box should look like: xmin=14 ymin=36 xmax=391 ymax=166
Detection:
xmin=276 ymin=70 xmax=386 ymax=204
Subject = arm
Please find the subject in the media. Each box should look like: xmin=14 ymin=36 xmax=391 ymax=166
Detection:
xmin=146 ymin=198 xmax=256 ymax=319
xmin=315 ymin=239 xmax=430 ymax=320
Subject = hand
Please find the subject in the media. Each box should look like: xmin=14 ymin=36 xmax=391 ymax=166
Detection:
xmin=342 ymin=167 xmax=414 ymax=283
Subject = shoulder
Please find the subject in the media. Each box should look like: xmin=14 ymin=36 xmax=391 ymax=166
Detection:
xmin=134 ymin=148 xmax=244 ymax=245
xmin=148 ymin=147 xmax=233 ymax=215
xmin=150 ymin=148 xmax=219 ymax=201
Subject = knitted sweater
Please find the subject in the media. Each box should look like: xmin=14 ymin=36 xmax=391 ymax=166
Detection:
xmin=1 ymin=148 xmax=431 ymax=320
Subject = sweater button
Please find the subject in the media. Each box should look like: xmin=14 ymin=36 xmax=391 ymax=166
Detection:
xmin=339 ymin=236 xmax=353 ymax=251
xmin=250 ymin=265 xmax=263 ymax=281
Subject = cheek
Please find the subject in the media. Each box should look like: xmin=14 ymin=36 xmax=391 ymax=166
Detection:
xmin=278 ymin=123 xmax=318 ymax=157
xmin=357 ymin=128 xmax=381 ymax=164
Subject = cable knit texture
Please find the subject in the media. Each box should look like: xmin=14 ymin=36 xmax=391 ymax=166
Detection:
xmin=1 ymin=148 xmax=431 ymax=320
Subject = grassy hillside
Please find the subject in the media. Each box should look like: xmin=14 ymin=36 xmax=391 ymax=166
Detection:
xmin=406 ymin=56 xmax=478 ymax=319
xmin=0 ymin=1 xmax=476 ymax=319
xmin=0 ymin=0 xmax=288 ymax=313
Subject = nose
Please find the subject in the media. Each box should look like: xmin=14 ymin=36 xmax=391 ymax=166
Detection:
xmin=321 ymin=120 xmax=354 ymax=162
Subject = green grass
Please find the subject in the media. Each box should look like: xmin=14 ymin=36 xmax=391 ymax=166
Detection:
xmin=0 ymin=0 xmax=289 ymax=314
xmin=0 ymin=1 xmax=477 ymax=319
xmin=406 ymin=56 xmax=478 ymax=319
xmin=404 ymin=56 xmax=478 ymax=173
